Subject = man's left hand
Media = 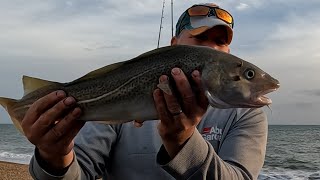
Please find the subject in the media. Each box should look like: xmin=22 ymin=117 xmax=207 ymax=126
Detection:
xmin=153 ymin=68 xmax=208 ymax=158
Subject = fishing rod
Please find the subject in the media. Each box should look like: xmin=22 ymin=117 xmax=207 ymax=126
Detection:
xmin=157 ymin=0 xmax=165 ymax=48
xmin=171 ymin=0 xmax=173 ymax=38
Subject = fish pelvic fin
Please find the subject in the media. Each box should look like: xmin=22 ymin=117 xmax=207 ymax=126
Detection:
xmin=0 ymin=97 xmax=23 ymax=134
xmin=157 ymin=83 xmax=173 ymax=95
xmin=23 ymin=75 xmax=59 ymax=96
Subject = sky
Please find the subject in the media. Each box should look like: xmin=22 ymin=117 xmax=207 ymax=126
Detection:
xmin=0 ymin=0 xmax=319 ymax=125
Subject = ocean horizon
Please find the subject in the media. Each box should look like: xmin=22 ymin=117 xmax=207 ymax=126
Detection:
xmin=0 ymin=124 xmax=319 ymax=179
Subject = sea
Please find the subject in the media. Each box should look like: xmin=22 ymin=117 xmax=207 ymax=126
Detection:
xmin=0 ymin=124 xmax=319 ymax=179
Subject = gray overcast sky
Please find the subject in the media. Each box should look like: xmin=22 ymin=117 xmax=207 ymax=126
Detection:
xmin=0 ymin=0 xmax=319 ymax=125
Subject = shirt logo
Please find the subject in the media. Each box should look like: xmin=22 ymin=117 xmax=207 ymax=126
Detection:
xmin=202 ymin=126 xmax=222 ymax=141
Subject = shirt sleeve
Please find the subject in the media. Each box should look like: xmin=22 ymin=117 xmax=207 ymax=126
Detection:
xmin=29 ymin=122 xmax=119 ymax=180
xmin=29 ymin=150 xmax=81 ymax=180
xmin=157 ymin=108 xmax=268 ymax=180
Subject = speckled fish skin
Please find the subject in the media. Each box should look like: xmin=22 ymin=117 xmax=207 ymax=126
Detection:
xmin=0 ymin=45 xmax=280 ymax=134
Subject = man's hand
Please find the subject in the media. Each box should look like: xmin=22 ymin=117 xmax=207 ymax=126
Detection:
xmin=154 ymin=68 xmax=208 ymax=158
xmin=21 ymin=90 xmax=85 ymax=171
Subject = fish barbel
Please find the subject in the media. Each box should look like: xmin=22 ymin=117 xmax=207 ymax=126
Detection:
xmin=0 ymin=45 xmax=280 ymax=134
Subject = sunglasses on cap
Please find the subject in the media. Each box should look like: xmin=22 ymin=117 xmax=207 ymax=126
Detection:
xmin=187 ymin=5 xmax=234 ymax=28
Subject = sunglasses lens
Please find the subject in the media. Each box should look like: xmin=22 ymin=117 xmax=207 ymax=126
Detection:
xmin=215 ymin=8 xmax=233 ymax=24
xmin=188 ymin=6 xmax=210 ymax=16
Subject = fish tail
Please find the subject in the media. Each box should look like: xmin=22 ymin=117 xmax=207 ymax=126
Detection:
xmin=0 ymin=97 xmax=23 ymax=134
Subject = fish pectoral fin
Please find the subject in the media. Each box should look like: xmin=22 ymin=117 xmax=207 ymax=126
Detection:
xmin=23 ymin=76 xmax=59 ymax=96
xmin=157 ymin=83 xmax=173 ymax=95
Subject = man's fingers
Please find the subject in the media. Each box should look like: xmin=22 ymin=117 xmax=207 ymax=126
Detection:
xmin=45 ymin=120 xmax=82 ymax=156
xmin=171 ymin=68 xmax=197 ymax=115
xmin=22 ymin=90 xmax=66 ymax=134
xmin=159 ymin=75 xmax=182 ymax=115
xmin=31 ymin=96 xmax=77 ymax=137
xmin=192 ymin=70 xmax=209 ymax=110
xmin=153 ymin=89 xmax=171 ymax=126
xmin=45 ymin=107 xmax=82 ymax=142
xmin=58 ymin=117 xmax=85 ymax=153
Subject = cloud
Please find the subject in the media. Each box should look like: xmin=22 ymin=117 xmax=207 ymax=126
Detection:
xmin=236 ymin=3 xmax=249 ymax=11
xmin=0 ymin=0 xmax=212 ymax=60
xmin=300 ymin=90 xmax=320 ymax=97
xmin=260 ymin=12 xmax=320 ymax=61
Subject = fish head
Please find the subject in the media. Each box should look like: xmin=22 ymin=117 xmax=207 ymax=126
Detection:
xmin=202 ymin=55 xmax=280 ymax=108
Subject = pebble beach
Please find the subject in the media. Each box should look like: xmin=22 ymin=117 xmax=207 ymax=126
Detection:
xmin=0 ymin=161 xmax=32 ymax=180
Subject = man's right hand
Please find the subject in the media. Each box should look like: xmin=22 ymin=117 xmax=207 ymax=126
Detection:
xmin=21 ymin=90 xmax=85 ymax=171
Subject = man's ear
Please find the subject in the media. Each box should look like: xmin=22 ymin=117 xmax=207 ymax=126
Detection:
xmin=171 ymin=36 xmax=178 ymax=45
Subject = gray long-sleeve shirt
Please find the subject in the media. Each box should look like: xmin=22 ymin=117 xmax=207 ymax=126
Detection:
xmin=29 ymin=107 xmax=268 ymax=180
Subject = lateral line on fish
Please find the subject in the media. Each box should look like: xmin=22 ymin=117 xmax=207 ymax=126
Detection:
xmin=78 ymin=66 xmax=163 ymax=104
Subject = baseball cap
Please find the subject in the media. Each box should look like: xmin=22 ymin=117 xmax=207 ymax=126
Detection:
xmin=175 ymin=3 xmax=234 ymax=44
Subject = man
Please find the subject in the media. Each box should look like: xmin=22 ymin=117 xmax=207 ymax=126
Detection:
xmin=25 ymin=3 xmax=267 ymax=180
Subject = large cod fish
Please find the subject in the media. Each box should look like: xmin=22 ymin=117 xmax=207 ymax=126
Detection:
xmin=0 ymin=45 xmax=279 ymax=134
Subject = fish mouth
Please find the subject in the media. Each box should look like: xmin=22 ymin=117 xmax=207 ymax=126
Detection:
xmin=252 ymin=87 xmax=279 ymax=106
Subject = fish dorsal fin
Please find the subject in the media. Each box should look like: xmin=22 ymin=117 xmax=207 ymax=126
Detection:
xmin=73 ymin=46 xmax=178 ymax=83
xmin=22 ymin=75 xmax=58 ymax=96
xmin=75 ymin=61 xmax=125 ymax=82
xmin=135 ymin=45 xmax=177 ymax=59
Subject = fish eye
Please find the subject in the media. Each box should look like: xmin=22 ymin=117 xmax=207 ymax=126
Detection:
xmin=244 ymin=69 xmax=255 ymax=80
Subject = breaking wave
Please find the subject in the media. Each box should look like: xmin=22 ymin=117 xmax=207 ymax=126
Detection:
xmin=0 ymin=151 xmax=32 ymax=164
